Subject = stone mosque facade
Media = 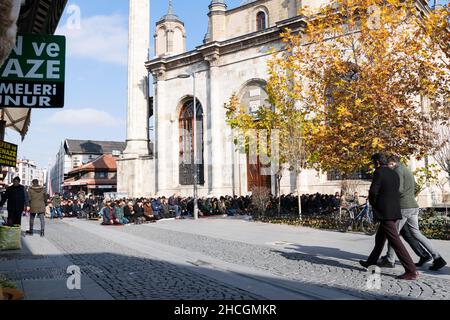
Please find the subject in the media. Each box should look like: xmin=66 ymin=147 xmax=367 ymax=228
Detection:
xmin=117 ymin=0 xmax=447 ymax=207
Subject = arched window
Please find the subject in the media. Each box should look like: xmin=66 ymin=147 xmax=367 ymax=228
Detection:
xmin=256 ymin=11 xmax=266 ymax=31
xmin=179 ymin=99 xmax=204 ymax=185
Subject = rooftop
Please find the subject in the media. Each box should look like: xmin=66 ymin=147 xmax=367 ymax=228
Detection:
xmin=64 ymin=140 xmax=126 ymax=155
xmin=69 ymin=154 xmax=118 ymax=174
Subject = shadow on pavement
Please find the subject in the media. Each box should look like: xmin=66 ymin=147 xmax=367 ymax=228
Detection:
xmin=282 ymin=244 xmax=368 ymax=262
xmin=273 ymin=248 xmax=367 ymax=274
xmin=0 ymin=240 xmax=407 ymax=300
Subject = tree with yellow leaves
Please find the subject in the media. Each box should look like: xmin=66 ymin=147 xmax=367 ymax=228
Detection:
xmin=226 ymin=0 xmax=449 ymax=217
xmin=226 ymin=89 xmax=309 ymax=217
xmin=267 ymin=0 xmax=449 ymax=175
xmin=229 ymin=0 xmax=450 ymax=175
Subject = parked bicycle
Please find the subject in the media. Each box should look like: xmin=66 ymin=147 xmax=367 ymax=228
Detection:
xmin=334 ymin=196 xmax=379 ymax=235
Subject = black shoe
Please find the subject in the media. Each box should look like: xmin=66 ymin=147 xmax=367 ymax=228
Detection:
xmin=429 ymin=257 xmax=447 ymax=271
xmin=378 ymin=259 xmax=395 ymax=268
xmin=359 ymin=260 xmax=371 ymax=269
xmin=415 ymin=256 xmax=432 ymax=267
xmin=40 ymin=230 xmax=45 ymax=237
xmin=25 ymin=230 xmax=33 ymax=236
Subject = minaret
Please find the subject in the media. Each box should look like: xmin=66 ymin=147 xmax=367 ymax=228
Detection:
xmin=154 ymin=0 xmax=186 ymax=57
xmin=123 ymin=0 xmax=150 ymax=157
xmin=204 ymin=0 xmax=227 ymax=43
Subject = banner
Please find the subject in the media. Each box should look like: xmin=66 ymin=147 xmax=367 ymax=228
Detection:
xmin=0 ymin=34 xmax=66 ymax=109
xmin=0 ymin=141 xmax=18 ymax=167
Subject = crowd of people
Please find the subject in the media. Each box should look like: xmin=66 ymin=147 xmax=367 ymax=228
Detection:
xmin=1 ymin=177 xmax=363 ymax=229
xmin=38 ymin=190 xmax=364 ymax=227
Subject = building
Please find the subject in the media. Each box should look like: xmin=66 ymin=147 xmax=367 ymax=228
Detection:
xmin=50 ymin=139 xmax=126 ymax=195
xmin=118 ymin=0 xmax=448 ymax=207
xmin=118 ymin=0 xmax=346 ymax=198
xmin=16 ymin=159 xmax=43 ymax=187
xmin=63 ymin=154 xmax=119 ymax=196
xmin=1 ymin=159 xmax=45 ymax=187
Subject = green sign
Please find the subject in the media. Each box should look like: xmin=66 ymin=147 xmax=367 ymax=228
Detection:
xmin=0 ymin=141 xmax=18 ymax=167
xmin=0 ymin=34 xmax=66 ymax=108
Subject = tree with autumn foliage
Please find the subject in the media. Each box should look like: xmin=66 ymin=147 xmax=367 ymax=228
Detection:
xmin=226 ymin=0 xmax=449 ymax=217
xmin=267 ymin=0 xmax=449 ymax=175
xmin=226 ymin=93 xmax=308 ymax=217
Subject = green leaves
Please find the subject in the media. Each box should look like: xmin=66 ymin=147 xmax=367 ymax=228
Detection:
xmin=0 ymin=276 xmax=16 ymax=289
xmin=255 ymin=209 xmax=449 ymax=240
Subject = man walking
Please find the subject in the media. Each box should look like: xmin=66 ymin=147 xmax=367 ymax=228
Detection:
xmin=359 ymin=153 xmax=418 ymax=280
xmin=0 ymin=177 xmax=29 ymax=226
xmin=379 ymin=156 xmax=447 ymax=271
xmin=26 ymin=179 xmax=46 ymax=237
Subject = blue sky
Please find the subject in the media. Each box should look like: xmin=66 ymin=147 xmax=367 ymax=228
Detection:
xmin=6 ymin=0 xmax=244 ymax=169
xmin=5 ymin=0 xmax=448 ymax=169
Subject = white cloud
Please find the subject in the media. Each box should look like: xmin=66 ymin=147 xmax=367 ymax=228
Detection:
xmin=47 ymin=108 xmax=124 ymax=127
xmin=56 ymin=14 xmax=128 ymax=65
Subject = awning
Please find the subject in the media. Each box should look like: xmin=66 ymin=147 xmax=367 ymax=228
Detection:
xmin=1 ymin=109 xmax=31 ymax=140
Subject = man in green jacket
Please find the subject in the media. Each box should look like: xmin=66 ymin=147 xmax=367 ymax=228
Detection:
xmin=26 ymin=179 xmax=47 ymax=237
xmin=380 ymin=156 xmax=447 ymax=271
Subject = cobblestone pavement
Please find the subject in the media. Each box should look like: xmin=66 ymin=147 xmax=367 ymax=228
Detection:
xmin=112 ymin=222 xmax=450 ymax=300
xmin=43 ymin=221 xmax=261 ymax=300
xmin=17 ymin=218 xmax=450 ymax=300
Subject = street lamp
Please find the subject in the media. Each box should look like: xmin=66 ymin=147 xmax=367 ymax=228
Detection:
xmin=177 ymin=72 xmax=198 ymax=220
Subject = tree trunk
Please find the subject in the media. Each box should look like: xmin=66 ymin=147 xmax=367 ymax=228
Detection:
xmin=277 ymin=173 xmax=282 ymax=216
xmin=447 ymin=175 xmax=450 ymax=216
xmin=297 ymin=171 xmax=302 ymax=220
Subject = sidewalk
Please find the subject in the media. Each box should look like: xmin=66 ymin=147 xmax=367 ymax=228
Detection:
xmin=60 ymin=217 xmax=450 ymax=300
xmin=0 ymin=218 xmax=112 ymax=300
xmin=2 ymin=215 xmax=449 ymax=300
xmin=146 ymin=215 xmax=450 ymax=281
xmin=60 ymin=218 xmax=360 ymax=300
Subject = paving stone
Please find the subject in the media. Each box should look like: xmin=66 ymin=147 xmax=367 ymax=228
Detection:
xmin=6 ymin=218 xmax=448 ymax=300
xmin=42 ymin=220 xmax=260 ymax=300
xmin=113 ymin=221 xmax=450 ymax=300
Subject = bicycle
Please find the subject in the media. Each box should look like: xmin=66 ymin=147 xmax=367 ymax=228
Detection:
xmin=335 ymin=196 xmax=379 ymax=235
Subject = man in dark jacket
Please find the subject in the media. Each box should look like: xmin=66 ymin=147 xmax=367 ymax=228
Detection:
xmin=168 ymin=194 xmax=181 ymax=219
xmin=0 ymin=177 xmax=29 ymax=226
xmin=83 ymin=195 xmax=98 ymax=219
xmin=133 ymin=199 xmax=144 ymax=224
xmin=359 ymin=153 xmax=418 ymax=280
